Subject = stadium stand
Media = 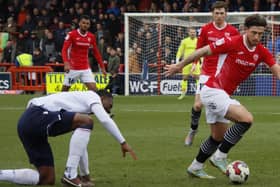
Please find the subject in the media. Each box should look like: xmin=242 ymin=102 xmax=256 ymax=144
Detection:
xmin=0 ymin=0 xmax=279 ymax=93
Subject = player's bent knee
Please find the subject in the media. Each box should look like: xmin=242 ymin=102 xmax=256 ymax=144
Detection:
xmin=83 ymin=117 xmax=93 ymax=126
xmin=78 ymin=117 xmax=94 ymax=130
xmin=79 ymin=123 xmax=93 ymax=130
xmin=244 ymin=113 xmax=253 ymax=124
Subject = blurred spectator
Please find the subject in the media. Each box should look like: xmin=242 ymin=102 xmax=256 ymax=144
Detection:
xmin=64 ymin=7 xmax=76 ymax=24
xmin=98 ymin=37 xmax=108 ymax=61
xmin=34 ymin=19 xmax=47 ymax=39
xmin=32 ymin=47 xmax=47 ymax=66
xmin=6 ymin=4 xmax=17 ymax=20
xmin=129 ymin=48 xmax=141 ymax=73
xmin=142 ymin=31 xmax=157 ymax=73
xmin=149 ymin=1 xmax=159 ymax=12
xmin=26 ymin=31 xmax=41 ymax=54
xmin=114 ymin=32 xmax=124 ymax=52
xmin=161 ymin=47 xmax=175 ymax=65
xmin=171 ymin=1 xmax=181 ymax=12
xmin=20 ymin=13 xmax=36 ymax=34
xmin=96 ymin=1 xmax=106 ymax=14
xmin=162 ymin=1 xmax=172 ymax=12
xmin=267 ymin=34 xmax=280 ymax=59
xmin=95 ymin=22 xmax=107 ymax=43
xmin=1 ymin=40 xmax=13 ymax=63
xmin=107 ymin=13 xmax=121 ymax=45
xmin=3 ymin=17 xmax=17 ymax=40
xmin=40 ymin=8 xmax=51 ymax=27
xmin=48 ymin=16 xmax=60 ymax=31
xmin=89 ymin=8 xmax=98 ymax=28
xmin=174 ymin=26 xmax=186 ymax=49
xmin=116 ymin=47 xmax=124 ymax=65
xmin=15 ymin=32 xmax=29 ymax=55
xmin=107 ymin=0 xmax=121 ymax=17
xmin=54 ymin=21 xmax=67 ymax=52
xmin=41 ymin=30 xmax=57 ymax=62
xmin=32 ymin=7 xmax=41 ymax=24
xmin=106 ymin=47 xmax=120 ymax=94
xmin=17 ymin=5 xmax=27 ymax=27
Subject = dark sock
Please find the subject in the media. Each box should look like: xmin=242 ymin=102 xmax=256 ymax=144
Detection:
xmin=196 ymin=136 xmax=221 ymax=163
xmin=190 ymin=107 xmax=201 ymax=130
xmin=219 ymin=122 xmax=251 ymax=153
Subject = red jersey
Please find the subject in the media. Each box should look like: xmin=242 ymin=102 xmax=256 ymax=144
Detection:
xmin=62 ymin=29 xmax=104 ymax=70
xmin=197 ymin=22 xmax=239 ymax=76
xmin=206 ymin=35 xmax=276 ymax=95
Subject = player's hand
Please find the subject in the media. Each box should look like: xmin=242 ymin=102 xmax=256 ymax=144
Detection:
xmin=100 ymin=67 xmax=107 ymax=76
xmin=121 ymin=142 xmax=137 ymax=160
xmin=64 ymin=62 xmax=70 ymax=73
xmin=163 ymin=64 xmax=181 ymax=77
xmin=190 ymin=63 xmax=196 ymax=76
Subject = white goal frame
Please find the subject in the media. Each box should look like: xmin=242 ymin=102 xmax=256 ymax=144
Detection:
xmin=124 ymin=12 xmax=280 ymax=96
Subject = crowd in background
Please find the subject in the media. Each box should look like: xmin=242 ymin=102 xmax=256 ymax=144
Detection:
xmin=1 ymin=0 xmax=280 ymax=74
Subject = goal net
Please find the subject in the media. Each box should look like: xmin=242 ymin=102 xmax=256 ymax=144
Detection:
xmin=124 ymin=12 xmax=280 ymax=96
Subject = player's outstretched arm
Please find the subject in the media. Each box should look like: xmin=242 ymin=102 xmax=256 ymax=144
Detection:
xmin=270 ymin=64 xmax=280 ymax=79
xmin=164 ymin=45 xmax=211 ymax=77
xmin=163 ymin=63 xmax=182 ymax=77
xmin=121 ymin=142 xmax=137 ymax=160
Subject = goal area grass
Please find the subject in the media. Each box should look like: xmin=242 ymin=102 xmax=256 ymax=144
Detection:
xmin=0 ymin=94 xmax=279 ymax=187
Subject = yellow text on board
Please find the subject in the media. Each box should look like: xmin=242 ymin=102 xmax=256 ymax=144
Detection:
xmin=46 ymin=73 xmax=110 ymax=94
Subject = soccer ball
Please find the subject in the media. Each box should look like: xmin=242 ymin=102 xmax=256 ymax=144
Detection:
xmin=226 ymin=160 xmax=250 ymax=184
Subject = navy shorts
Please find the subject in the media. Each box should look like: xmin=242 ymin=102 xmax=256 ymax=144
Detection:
xmin=17 ymin=106 xmax=75 ymax=167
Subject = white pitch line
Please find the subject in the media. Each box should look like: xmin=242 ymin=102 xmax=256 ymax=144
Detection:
xmin=0 ymin=107 xmax=25 ymax=110
xmin=0 ymin=107 xmax=279 ymax=115
xmin=121 ymin=109 xmax=280 ymax=115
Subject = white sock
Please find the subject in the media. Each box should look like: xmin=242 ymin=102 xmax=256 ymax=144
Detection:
xmin=0 ymin=169 xmax=39 ymax=185
xmin=65 ymin=128 xmax=91 ymax=179
xmin=79 ymin=149 xmax=90 ymax=176
xmin=188 ymin=159 xmax=203 ymax=170
xmin=213 ymin=149 xmax=227 ymax=160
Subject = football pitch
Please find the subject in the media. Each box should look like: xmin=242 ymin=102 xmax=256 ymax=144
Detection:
xmin=0 ymin=95 xmax=279 ymax=187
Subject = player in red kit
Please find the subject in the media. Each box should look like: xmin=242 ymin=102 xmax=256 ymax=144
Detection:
xmin=61 ymin=15 xmax=106 ymax=186
xmin=165 ymin=14 xmax=280 ymax=179
xmin=62 ymin=15 xmax=106 ymax=92
xmin=185 ymin=1 xmax=240 ymax=146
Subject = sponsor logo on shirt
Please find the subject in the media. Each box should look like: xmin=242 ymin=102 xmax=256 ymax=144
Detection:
xmin=235 ymin=58 xmax=255 ymax=67
xmin=76 ymin=42 xmax=90 ymax=46
xmin=237 ymin=51 xmax=244 ymax=55
xmin=215 ymin=38 xmax=225 ymax=46
xmin=208 ymin=37 xmax=218 ymax=41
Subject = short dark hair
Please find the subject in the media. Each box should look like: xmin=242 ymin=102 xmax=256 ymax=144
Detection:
xmin=211 ymin=1 xmax=228 ymax=11
xmin=244 ymin=14 xmax=267 ymax=28
xmin=79 ymin=15 xmax=90 ymax=22
xmin=97 ymin=89 xmax=113 ymax=98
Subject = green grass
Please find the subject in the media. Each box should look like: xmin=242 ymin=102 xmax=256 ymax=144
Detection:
xmin=0 ymin=95 xmax=279 ymax=186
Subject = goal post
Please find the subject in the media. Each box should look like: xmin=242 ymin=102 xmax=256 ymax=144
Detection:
xmin=124 ymin=12 xmax=280 ymax=96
